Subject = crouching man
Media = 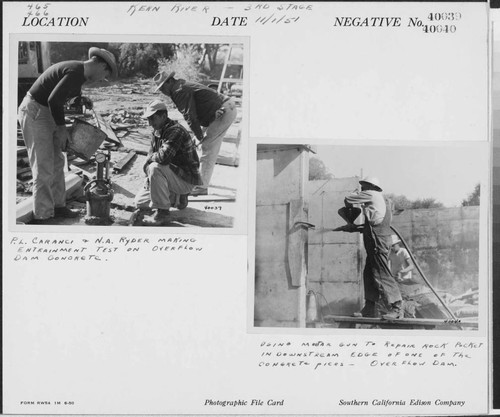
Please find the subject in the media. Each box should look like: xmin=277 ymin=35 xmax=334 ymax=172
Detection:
xmin=134 ymin=100 xmax=203 ymax=225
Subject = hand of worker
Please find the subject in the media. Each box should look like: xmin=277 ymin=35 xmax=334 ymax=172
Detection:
xmin=55 ymin=125 xmax=70 ymax=151
xmin=199 ymin=132 xmax=208 ymax=145
xmin=143 ymin=157 xmax=152 ymax=176
xmin=81 ymin=96 xmax=93 ymax=110
xmin=215 ymin=107 xmax=225 ymax=120
xmin=343 ymin=223 xmax=360 ymax=233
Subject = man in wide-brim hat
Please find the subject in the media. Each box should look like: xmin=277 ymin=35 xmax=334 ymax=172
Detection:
xmin=339 ymin=176 xmax=404 ymax=320
xmin=18 ymin=47 xmax=118 ymax=223
xmin=152 ymin=70 xmax=238 ymax=197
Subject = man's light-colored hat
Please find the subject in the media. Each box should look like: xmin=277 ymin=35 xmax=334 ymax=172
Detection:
xmin=153 ymin=71 xmax=176 ymax=92
xmin=359 ymin=176 xmax=382 ymax=192
xmin=391 ymin=235 xmax=401 ymax=246
xmin=88 ymin=47 xmax=118 ymax=79
xmin=143 ymin=100 xmax=168 ymax=118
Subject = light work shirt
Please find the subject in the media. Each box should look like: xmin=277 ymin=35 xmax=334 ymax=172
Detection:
xmin=344 ymin=190 xmax=386 ymax=226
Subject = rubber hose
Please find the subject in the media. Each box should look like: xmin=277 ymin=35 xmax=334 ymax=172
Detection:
xmin=390 ymin=225 xmax=462 ymax=329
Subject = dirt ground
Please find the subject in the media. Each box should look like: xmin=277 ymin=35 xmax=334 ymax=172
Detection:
xmin=17 ymin=77 xmax=242 ymax=228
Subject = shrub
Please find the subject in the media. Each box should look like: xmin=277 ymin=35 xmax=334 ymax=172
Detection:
xmin=117 ymin=43 xmax=175 ymax=78
xmin=157 ymin=45 xmax=203 ymax=82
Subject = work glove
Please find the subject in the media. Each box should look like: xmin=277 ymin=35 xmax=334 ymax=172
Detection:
xmin=80 ymin=96 xmax=93 ymax=110
xmin=343 ymin=223 xmax=361 ymax=233
xmin=215 ymin=107 xmax=226 ymax=120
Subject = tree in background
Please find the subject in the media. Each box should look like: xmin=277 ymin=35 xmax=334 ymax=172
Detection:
xmin=45 ymin=42 xmax=234 ymax=81
xmin=198 ymin=44 xmax=221 ymax=78
xmin=462 ymin=183 xmax=480 ymax=206
xmin=157 ymin=44 xmax=204 ymax=83
xmin=115 ymin=43 xmax=175 ymax=78
xmin=309 ymin=157 xmax=334 ymax=180
xmin=386 ymin=193 xmax=444 ymax=210
xmin=49 ymin=42 xmax=110 ymax=64
xmin=385 ymin=193 xmax=412 ymax=210
xmin=410 ymin=197 xmax=444 ymax=209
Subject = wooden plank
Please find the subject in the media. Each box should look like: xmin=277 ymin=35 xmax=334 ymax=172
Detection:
xmin=216 ymin=154 xmax=239 ymax=167
xmin=121 ymin=146 xmax=148 ymax=156
xmin=17 ymin=156 xmax=30 ymax=167
xmin=16 ymin=172 xmax=83 ymax=224
xmin=17 ymin=166 xmax=32 ymax=175
xmin=110 ymin=123 xmax=131 ymax=131
xmin=113 ymin=150 xmax=136 ymax=173
xmin=17 ymin=146 xmax=28 ymax=156
xmin=18 ymin=172 xmax=33 ymax=181
xmin=322 ymin=315 xmax=477 ymax=328
xmin=188 ymin=195 xmax=236 ymax=202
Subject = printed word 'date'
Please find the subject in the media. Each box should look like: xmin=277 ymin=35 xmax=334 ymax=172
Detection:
xmin=212 ymin=16 xmax=248 ymax=26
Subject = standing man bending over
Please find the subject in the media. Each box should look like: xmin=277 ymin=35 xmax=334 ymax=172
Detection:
xmin=18 ymin=47 xmax=117 ymax=223
xmin=134 ymin=100 xmax=203 ymax=225
xmin=153 ymin=71 xmax=237 ymax=196
xmin=340 ymin=176 xmax=403 ymax=319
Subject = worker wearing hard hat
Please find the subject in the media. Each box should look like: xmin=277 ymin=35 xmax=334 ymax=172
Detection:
xmin=133 ymin=100 xmax=203 ymax=225
xmin=341 ymin=176 xmax=404 ymax=319
xmin=389 ymin=235 xmax=415 ymax=282
xmin=18 ymin=47 xmax=118 ymax=223
xmin=153 ymin=71 xmax=237 ymax=197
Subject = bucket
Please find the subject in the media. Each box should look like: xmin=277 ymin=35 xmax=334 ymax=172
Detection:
xmin=86 ymin=194 xmax=112 ymax=218
xmin=68 ymin=118 xmax=107 ymax=160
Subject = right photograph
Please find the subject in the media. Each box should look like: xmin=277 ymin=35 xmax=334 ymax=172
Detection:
xmin=254 ymin=143 xmax=486 ymax=331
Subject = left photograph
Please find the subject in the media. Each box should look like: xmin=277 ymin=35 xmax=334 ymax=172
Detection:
xmin=15 ymin=40 xmax=244 ymax=227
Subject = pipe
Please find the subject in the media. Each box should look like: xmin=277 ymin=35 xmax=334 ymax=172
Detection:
xmin=390 ymin=225 xmax=462 ymax=329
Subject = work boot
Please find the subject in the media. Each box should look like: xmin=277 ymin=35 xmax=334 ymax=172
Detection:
xmin=382 ymin=301 xmax=404 ymax=320
xmin=177 ymin=194 xmax=189 ymax=210
xmin=359 ymin=300 xmax=379 ymax=318
xmin=151 ymin=208 xmax=170 ymax=225
xmin=129 ymin=209 xmax=144 ymax=226
xmin=54 ymin=206 xmax=79 ymax=218
xmin=190 ymin=187 xmax=208 ymax=197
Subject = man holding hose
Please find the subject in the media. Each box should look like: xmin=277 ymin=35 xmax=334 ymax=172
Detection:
xmin=339 ymin=176 xmax=403 ymax=319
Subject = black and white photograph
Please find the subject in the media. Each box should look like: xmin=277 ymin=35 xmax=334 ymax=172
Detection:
xmin=3 ymin=2 xmax=493 ymax=415
xmin=254 ymin=143 xmax=486 ymax=330
xmin=16 ymin=40 xmax=244 ymax=227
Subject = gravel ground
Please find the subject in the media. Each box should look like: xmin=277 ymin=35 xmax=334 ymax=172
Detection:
xmin=17 ymin=77 xmax=242 ymax=228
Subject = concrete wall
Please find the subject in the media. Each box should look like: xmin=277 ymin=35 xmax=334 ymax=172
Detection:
xmin=305 ymin=178 xmax=479 ymax=316
xmin=307 ymin=178 xmax=363 ymax=317
xmin=391 ymin=206 xmax=480 ymax=295
xmin=256 ymin=168 xmax=479 ymax=326
xmin=255 ymin=146 xmax=311 ymax=327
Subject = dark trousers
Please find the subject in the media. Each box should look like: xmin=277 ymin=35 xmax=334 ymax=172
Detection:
xmin=363 ymin=225 xmax=402 ymax=306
